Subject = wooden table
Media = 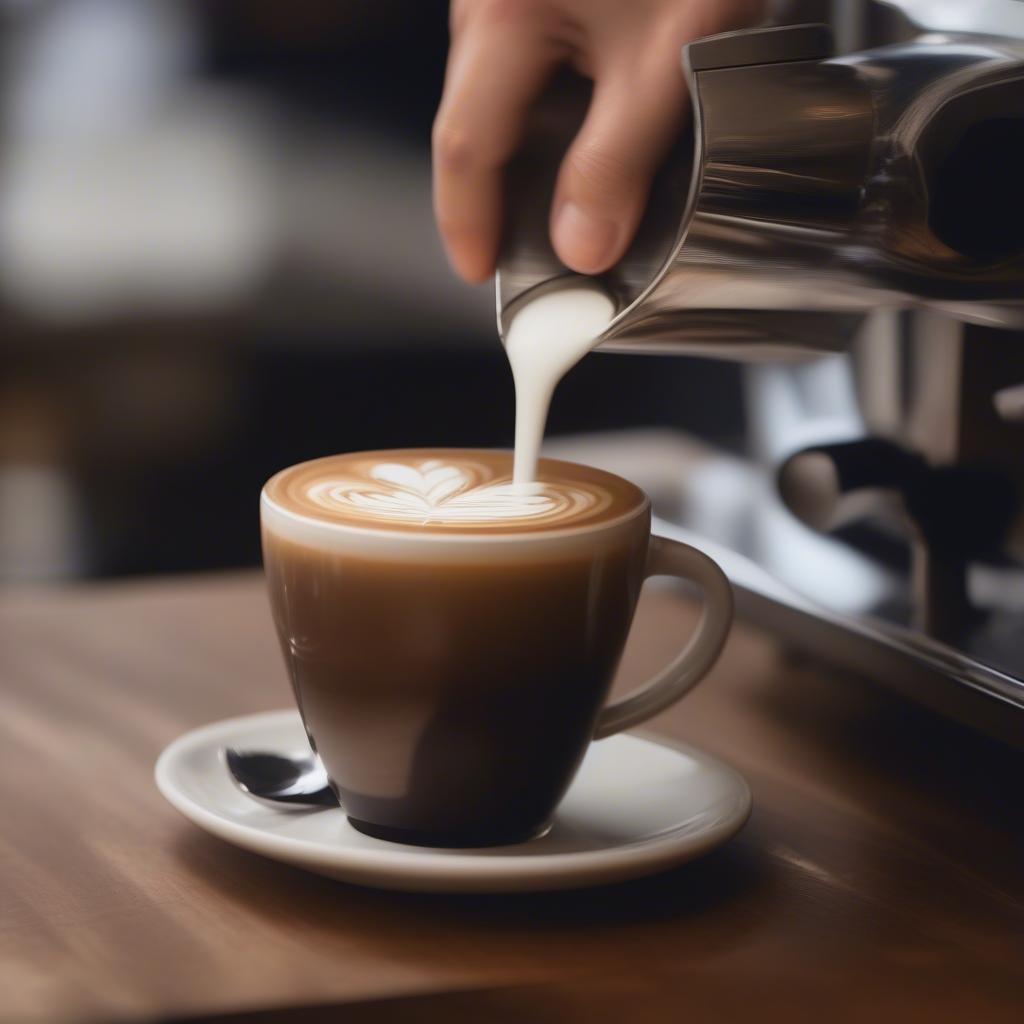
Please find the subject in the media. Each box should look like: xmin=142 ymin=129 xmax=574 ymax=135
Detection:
xmin=2 ymin=573 xmax=1022 ymax=1023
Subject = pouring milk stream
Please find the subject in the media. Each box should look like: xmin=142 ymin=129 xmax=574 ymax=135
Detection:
xmin=503 ymin=282 xmax=615 ymax=489
xmin=268 ymin=279 xmax=615 ymax=527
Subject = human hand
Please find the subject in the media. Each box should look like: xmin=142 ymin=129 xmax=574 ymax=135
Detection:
xmin=432 ymin=0 xmax=763 ymax=282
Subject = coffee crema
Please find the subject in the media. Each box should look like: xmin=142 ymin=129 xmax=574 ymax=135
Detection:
xmin=262 ymin=449 xmax=643 ymax=535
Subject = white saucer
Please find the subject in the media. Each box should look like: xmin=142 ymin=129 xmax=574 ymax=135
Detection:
xmin=155 ymin=710 xmax=751 ymax=894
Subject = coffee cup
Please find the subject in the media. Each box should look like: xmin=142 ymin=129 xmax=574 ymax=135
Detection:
xmin=261 ymin=449 xmax=732 ymax=847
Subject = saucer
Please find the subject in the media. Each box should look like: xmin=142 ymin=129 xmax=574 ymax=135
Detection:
xmin=155 ymin=710 xmax=751 ymax=894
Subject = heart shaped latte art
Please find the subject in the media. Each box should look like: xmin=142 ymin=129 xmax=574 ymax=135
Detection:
xmin=303 ymin=459 xmax=607 ymax=527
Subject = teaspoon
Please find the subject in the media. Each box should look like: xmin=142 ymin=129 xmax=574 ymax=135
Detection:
xmin=224 ymin=748 xmax=338 ymax=809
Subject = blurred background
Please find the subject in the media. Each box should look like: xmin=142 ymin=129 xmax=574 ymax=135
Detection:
xmin=0 ymin=0 xmax=744 ymax=582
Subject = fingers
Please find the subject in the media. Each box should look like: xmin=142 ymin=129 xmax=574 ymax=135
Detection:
xmin=432 ymin=14 xmax=564 ymax=282
xmin=550 ymin=46 xmax=687 ymax=274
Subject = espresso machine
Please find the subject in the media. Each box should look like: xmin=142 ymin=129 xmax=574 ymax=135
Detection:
xmin=497 ymin=0 xmax=1024 ymax=744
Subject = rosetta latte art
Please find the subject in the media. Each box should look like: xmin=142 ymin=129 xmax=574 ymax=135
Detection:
xmin=303 ymin=458 xmax=610 ymax=527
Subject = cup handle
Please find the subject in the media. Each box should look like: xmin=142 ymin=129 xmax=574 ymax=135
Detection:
xmin=593 ymin=535 xmax=734 ymax=740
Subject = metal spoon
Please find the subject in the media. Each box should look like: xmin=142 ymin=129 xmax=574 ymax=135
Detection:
xmin=224 ymin=748 xmax=338 ymax=809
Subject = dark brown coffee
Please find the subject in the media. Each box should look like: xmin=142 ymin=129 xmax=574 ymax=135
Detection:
xmin=261 ymin=449 xmax=649 ymax=846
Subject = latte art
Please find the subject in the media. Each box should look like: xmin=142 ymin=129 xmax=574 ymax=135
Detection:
xmin=263 ymin=449 xmax=645 ymax=537
xmin=306 ymin=458 xmax=609 ymax=526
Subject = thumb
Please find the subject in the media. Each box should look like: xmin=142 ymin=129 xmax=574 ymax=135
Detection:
xmin=550 ymin=56 xmax=686 ymax=275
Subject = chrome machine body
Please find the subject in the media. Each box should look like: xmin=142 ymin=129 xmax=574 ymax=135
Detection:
xmin=497 ymin=1 xmax=1024 ymax=742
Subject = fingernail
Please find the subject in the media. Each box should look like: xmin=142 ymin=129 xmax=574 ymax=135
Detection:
xmin=552 ymin=202 xmax=621 ymax=273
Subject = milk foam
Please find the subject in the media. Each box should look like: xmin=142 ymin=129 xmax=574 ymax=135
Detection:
xmin=298 ymin=456 xmax=610 ymax=527
xmin=504 ymin=282 xmax=615 ymax=487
